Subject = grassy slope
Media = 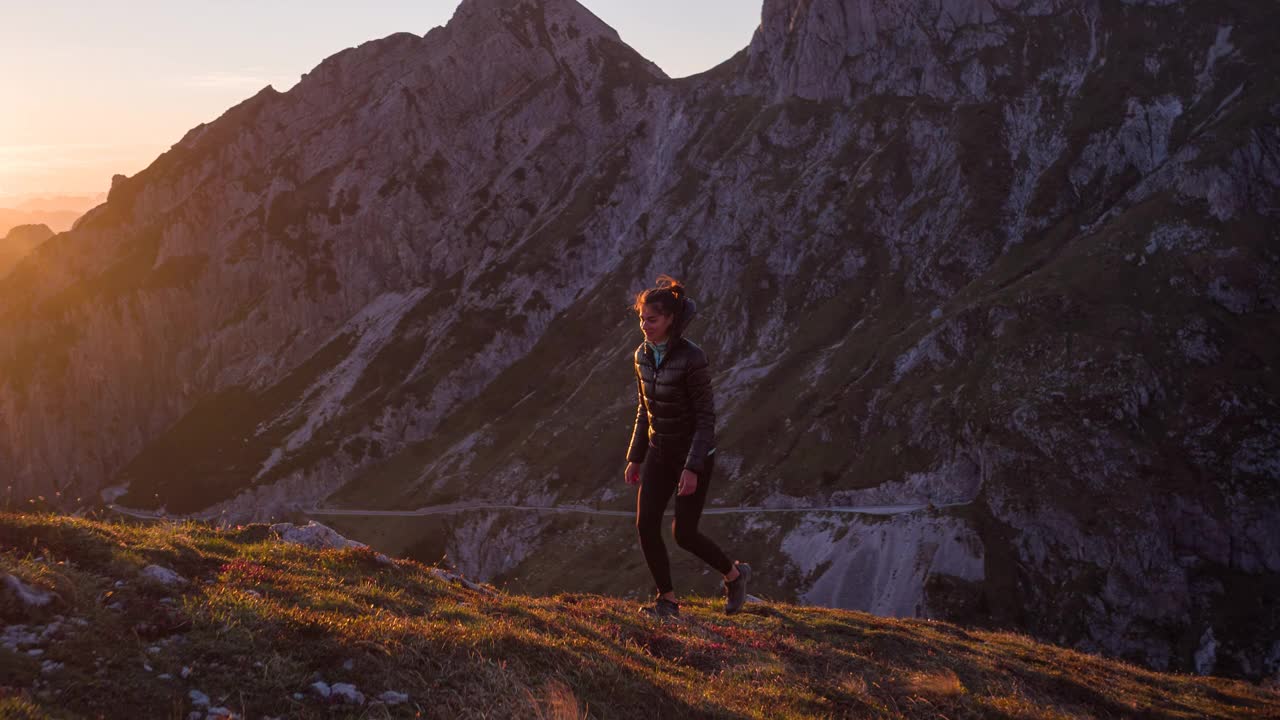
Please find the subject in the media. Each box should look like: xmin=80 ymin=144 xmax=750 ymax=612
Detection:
xmin=0 ymin=512 xmax=1275 ymax=720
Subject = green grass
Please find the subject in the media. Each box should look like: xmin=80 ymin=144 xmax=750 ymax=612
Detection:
xmin=0 ymin=511 xmax=1275 ymax=719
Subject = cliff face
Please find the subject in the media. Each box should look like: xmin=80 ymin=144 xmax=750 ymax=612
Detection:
xmin=2 ymin=0 xmax=1278 ymax=680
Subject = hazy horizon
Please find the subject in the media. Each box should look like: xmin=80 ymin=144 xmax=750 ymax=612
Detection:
xmin=1 ymin=0 xmax=762 ymax=203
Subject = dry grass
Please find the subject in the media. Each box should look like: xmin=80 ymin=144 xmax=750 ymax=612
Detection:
xmin=0 ymin=510 xmax=1276 ymax=719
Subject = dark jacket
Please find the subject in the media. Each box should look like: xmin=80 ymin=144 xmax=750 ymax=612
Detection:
xmin=625 ymin=297 xmax=716 ymax=474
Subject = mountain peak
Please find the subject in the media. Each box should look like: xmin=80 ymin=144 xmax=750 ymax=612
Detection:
xmin=449 ymin=0 xmax=625 ymax=45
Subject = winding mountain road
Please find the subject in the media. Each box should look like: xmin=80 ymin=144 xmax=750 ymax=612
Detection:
xmin=106 ymin=500 xmax=970 ymax=522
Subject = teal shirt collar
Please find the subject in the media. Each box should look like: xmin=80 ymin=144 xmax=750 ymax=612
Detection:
xmin=646 ymin=336 xmax=671 ymax=366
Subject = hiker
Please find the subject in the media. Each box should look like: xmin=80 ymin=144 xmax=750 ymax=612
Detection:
xmin=623 ymin=274 xmax=751 ymax=618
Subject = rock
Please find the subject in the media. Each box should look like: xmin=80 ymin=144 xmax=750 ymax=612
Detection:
xmin=1 ymin=624 xmax=40 ymax=650
xmin=270 ymin=521 xmax=366 ymax=550
xmin=378 ymin=690 xmax=409 ymax=705
xmin=330 ymin=682 xmax=365 ymax=705
xmin=206 ymin=708 xmax=235 ymax=719
xmin=3 ymin=574 xmax=55 ymax=607
xmin=189 ymin=689 xmax=210 ymax=707
xmin=429 ymin=567 xmax=497 ymax=596
xmin=310 ymin=680 xmax=331 ymax=699
xmin=1196 ymin=627 xmax=1218 ymax=675
xmin=140 ymin=565 xmax=189 ymax=586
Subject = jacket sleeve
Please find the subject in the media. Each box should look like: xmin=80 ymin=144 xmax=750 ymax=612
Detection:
xmin=626 ymin=362 xmax=648 ymax=464
xmin=683 ymin=349 xmax=716 ymax=475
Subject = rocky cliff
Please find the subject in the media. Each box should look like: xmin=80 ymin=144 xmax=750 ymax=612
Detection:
xmin=1 ymin=0 xmax=1277 ymax=680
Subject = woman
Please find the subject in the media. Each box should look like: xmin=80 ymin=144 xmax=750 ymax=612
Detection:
xmin=624 ymin=274 xmax=751 ymax=618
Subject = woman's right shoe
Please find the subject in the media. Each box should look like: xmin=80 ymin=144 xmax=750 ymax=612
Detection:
xmin=639 ymin=595 xmax=680 ymax=618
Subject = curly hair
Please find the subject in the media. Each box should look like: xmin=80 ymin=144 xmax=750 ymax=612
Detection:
xmin=632 ymin=274 xmax=686 ymax=318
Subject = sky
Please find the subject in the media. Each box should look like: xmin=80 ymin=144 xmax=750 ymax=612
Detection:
xmin=0 ymin=0 xmax=763 ymax=204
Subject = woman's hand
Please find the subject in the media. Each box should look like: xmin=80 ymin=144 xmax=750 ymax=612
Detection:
xmin=677 ymin=469 xmax=698 ymax=496
xmin=625 ymin=462 xmax=641 ymax=485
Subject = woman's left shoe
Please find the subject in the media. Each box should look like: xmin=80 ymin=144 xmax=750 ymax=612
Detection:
xmin=724 ymin=562 xmax=752 ymax=615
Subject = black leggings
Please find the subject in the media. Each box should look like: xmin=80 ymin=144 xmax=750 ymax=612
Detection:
xmin=635 ymin=439 xmax=734 ymax=595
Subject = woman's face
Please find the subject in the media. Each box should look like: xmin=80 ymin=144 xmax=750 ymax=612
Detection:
xmin=639 ymin=303 xmax=674 ymax=341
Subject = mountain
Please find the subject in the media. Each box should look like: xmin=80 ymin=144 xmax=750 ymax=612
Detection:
xmin=0 ymin=209 xmax=82 ymax=236
xmin=6 ymin=193 xmax=107 ymax=213
xmin=2 ymin=511 xmax=1276 ymax=718
xmin=0 ymin=224 xmax=55 ymax=277
xmin=1 ymin=0 xmax=1278 ymax=681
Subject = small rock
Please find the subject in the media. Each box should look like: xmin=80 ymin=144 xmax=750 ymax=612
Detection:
xmin=141 ymin=565 xmax=189 ymax=587
xmin=310 ymin=680 xmax=331 ymax=699
xmin=429 ymin=567 xmax=496 ymax=596
xmin=114 ymin=580 xmax=126 ymax=588
xmin=330 ymin=682 xmax=365 ymax=705
xmin=143 ymin=662 xmax=152 ymax=672
xmin=3 ymin=574 xmax=55 ymax=607
xmin=27 ymin=648 xmax=44 ymax=657
xmin=342 ymin=659 xmax=354 ymax=670
xmin=158 ymin=673 xmax=172 ymax=680
xmin=206 ymin=707 xmax=235 ymax=719
xmin=2 ymin=625 xmax=39 ymax=648
xmin=270 ymin=520 xmax=366 ymax=550
xmin=181 ymin=665 xmax=193 ymax=678
xmin=292 ymin=692 xmax=304 ymax=700
xmin=189 ymin=689 xmax=210 ymax=707
xmin=40 ymin=660 xmax=64 ymax=674
xmin=379 ymin=690 xmax=409 ymax=705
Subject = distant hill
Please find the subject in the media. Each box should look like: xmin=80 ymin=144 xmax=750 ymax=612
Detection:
xmin=0 ymin=208 xmax=81 ymax=236
xmin=1 ymin=510 xmax=1275 ymax=719
xmin=0 ymin=224 xmax=55 ymax=277
xmin=4 ymin=193 xmax=106 ymax=213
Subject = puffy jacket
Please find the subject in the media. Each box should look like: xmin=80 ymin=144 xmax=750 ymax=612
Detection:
xmin=625 ymin=297 xmax=716 ymax=474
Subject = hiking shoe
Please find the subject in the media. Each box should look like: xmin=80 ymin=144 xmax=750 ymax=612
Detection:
xmin=724 ymin=562 xmax=751 ymax=615
xmin=639 ymin=595 xmax=680 ymax=619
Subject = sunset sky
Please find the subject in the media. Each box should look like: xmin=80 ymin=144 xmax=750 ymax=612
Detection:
xmin=1 ymin=0 xmax=760 ymax=204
